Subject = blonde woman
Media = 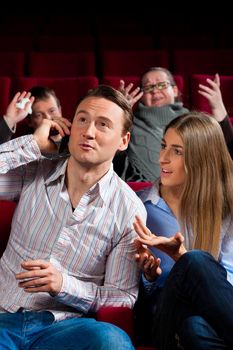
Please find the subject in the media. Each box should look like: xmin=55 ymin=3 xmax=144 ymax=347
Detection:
xmin=134 ymin=112 xmax=233 ymax=349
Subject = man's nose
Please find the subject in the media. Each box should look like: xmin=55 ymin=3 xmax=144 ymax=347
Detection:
xmin=83 ymin=122 xmax=96 ymax=138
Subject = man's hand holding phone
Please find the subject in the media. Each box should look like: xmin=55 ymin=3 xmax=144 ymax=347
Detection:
xmin=33 ymin=118 xmax=71 ymax=154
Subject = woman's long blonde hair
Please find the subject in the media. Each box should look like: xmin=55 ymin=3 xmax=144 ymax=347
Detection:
xmin=164 ymin=112 xmax=233 ymax=258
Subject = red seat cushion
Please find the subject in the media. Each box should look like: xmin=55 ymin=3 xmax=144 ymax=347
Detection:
xmin=127 ymin=182 xmax=153 ymax=192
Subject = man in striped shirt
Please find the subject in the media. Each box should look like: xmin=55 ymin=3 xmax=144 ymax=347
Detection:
xmin=0 ymin=85 xmax=147 ymax=349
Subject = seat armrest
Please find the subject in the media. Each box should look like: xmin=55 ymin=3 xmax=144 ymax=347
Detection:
xmin=96 ymin=306 xmax=134 ymax=342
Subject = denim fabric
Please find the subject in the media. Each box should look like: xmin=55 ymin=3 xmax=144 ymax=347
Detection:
xmin=0 ymin=311 xmax=134 ymax=350
xmin=178 ymin=315 xmax=230 ymax=350
xmin=153 ymin=250 xmax=233 ymax=350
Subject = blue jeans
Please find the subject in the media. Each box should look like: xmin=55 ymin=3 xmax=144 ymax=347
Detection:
xmin=0 ymin=311 xmax=134 ymax=350
xmin=179 ymin=315 xmax=231 ymax=350
xmin=153 ymin=250 xmax=233 ymax=350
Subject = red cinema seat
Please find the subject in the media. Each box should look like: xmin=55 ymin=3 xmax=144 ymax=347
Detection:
xmin=0 ymin=200 xmax=17 ymax=257
xmin=0 ymin=77 xmax=11 ymax=116
xmin=101 ymin=50 xmax=169 ymax=77
xmin=173 ymin=49 xmax=233 ymax=81
xmin=28 ymin=52 xmax=96 ymax=77
xmin=173 ymin=50 xmax=233 ymax=107
xmin=102 ymin=76 xmax=141 ymax=90
xmin=14 ymin=76 xmax=99 ymax=120
xmin=190 ymin=74 xmax=233 ymax=117
xmin=127 ymin=182 xmax=153 ymax=191
xmin=0 ymin=53 xmax=25 ymax=78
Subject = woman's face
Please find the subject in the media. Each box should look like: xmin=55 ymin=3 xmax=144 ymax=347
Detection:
xmin=159 ymin=127 xmax=186 ymax=189
xmin=141 ymin=70 xmax=178 ymax=107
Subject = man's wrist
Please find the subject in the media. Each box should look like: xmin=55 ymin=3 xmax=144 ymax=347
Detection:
xmin=3 ymin=115 xmax=16 ymax=132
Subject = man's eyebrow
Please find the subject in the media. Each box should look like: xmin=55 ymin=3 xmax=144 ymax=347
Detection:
xmin=76 ymin=109 xmax=88 ymax=114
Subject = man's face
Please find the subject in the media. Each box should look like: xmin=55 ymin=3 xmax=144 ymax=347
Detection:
xmin=28 ymin=96 xmax=62 ymax=130
xmin=68 ymin=96 xmax=130 ymax=170
xmin=141 ymin=70 xmax=178 ymax=107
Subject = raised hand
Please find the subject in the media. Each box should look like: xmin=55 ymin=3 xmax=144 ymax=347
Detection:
xmin=118 ymin=80 xmax=143 ymax=107
xmin=133 ymin=216 xmax=187 ymax=261
xmin=48 ymin=116 xmax=71 ymax=143
xmin=33 ymin=118 xmax=71 ymax=154
xmin=134 ymin=239 xmax=162 ymax=281
xmin=4 ymin=92 xmax=35 ymax=129
xmin=198 ymin=73 xmax=227 ymax=122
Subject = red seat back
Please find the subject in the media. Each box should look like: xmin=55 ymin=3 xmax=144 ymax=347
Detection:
xmin=14 ymin=76 xmax=99 ymax=120
xmin=0 ymin=77 xmax=11 ymax=115
xmin=0 ymin=53 xmax=24 ymax=78
xmin=29 ymin=52 xmax=96 ymax=77
xmin=0 ymin=200 xmax=17 ymax=257
xmin=127 ymin=182 xmax=153 ymax=191
xmin=101 ymin=50 xmax=169 ymax=76
xmin=190 ymin=74 xmax=233 ymax=117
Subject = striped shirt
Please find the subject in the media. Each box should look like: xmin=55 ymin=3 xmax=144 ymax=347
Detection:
xmin=0 ymin=135 xmax=147 ymax=320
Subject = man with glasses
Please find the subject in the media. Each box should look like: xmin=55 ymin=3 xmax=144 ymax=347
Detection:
xmin=141 ymin=80 xmax=173 ymax=94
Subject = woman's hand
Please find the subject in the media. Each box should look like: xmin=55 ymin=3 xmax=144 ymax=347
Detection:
xmin=134 ymin=216 xmax=187 ymax=262
xmin=134 ymin=239 xmax=162 ymax=282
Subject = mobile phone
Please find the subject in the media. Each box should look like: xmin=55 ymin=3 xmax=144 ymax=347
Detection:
xmin=59 ymin=135 xmax=70 ymax=154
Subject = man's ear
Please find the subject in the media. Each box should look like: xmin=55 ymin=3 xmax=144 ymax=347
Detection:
xmin=173 ymin=86 xmax=179 ymax=98
xmin=118 ymin=132 xmax=130 ymax=151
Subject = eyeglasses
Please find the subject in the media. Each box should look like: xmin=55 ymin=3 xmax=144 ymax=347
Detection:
xmin=142 ymin=81 xmax=172 ymax=93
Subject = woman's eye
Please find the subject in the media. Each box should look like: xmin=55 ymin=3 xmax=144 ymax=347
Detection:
xmin=174 ymin=148 xmax=183 ymax=155
xmin=161 ymin=143 xmax=166 ymax=149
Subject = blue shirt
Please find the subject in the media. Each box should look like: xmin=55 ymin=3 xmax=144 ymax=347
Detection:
xmin=137 ymin=180 xmax=233 ymax=295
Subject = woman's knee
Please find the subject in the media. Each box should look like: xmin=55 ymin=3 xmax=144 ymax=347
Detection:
xmin=178 ymin=316 xmax=225 ymax=350
xmin=176 ymin=250 xmax=226 ymax=278
xmin=181 ymin=250 xmax=212 ymax=266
